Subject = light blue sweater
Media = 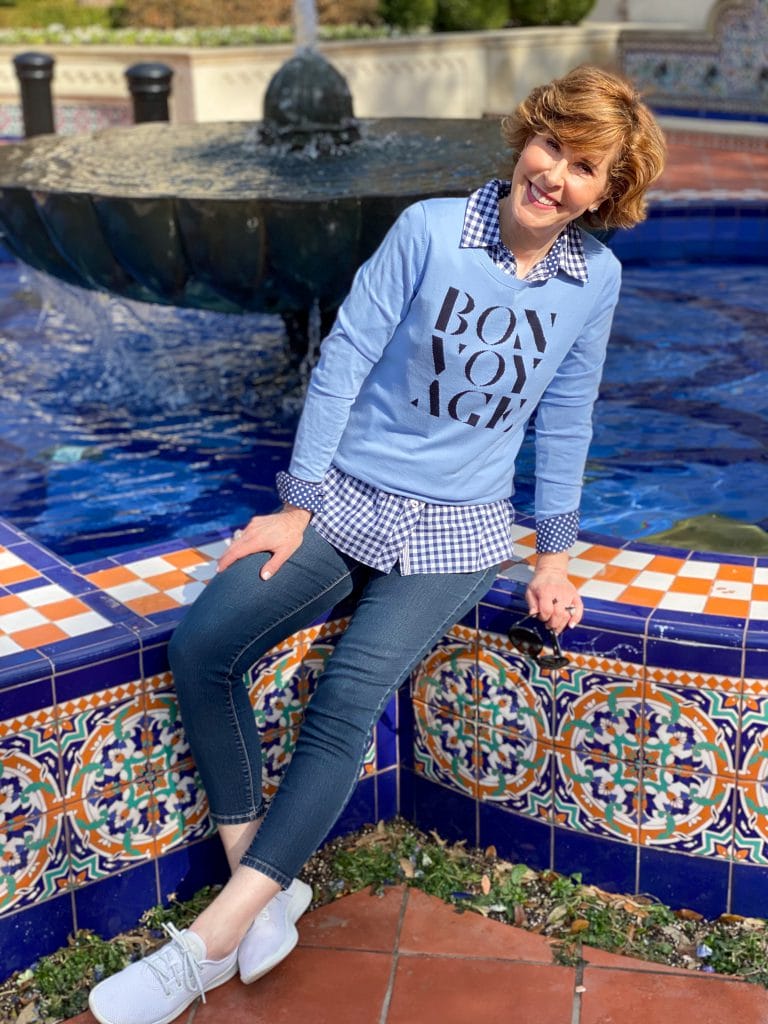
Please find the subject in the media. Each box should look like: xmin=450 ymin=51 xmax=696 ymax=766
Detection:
xmin=289 ymin=198 xmax=621 ymax=523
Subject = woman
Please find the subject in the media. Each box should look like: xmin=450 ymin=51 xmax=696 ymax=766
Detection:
xmin=89 ymin=64 xmax=665 ymax=1024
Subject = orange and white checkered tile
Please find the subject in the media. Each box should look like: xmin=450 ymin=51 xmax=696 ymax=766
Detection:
xmin=504 ymin=526 xmax=768 ymax=620
xmin=1 ymin=526 xmax=767 ymax=658
xmin=82 ymin=541 xmax=226 ymax=618
xmin=0 ymin=546 xmax=43 ymax=588
xmin=0 ymin=582 xmax=112 ymax=656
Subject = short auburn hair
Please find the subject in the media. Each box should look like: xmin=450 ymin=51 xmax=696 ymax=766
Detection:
xmin=501 ymin=64 xmax=667 ymax=231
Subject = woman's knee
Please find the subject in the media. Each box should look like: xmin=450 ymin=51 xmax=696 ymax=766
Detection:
xmin=167 ymin=612 xmax=217 ymax=687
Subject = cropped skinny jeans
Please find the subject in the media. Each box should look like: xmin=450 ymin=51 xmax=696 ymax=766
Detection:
xmin=168 ymin=525 xmax=498 ymax=888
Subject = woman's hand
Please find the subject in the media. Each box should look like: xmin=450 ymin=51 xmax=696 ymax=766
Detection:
xmin=525 ymin=551 xmax=582 ymax=634
xmin=217 ymin=505 xmax=312 ymax=579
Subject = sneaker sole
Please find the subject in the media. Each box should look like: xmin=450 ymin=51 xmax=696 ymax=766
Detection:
xmin=239 ymin=881 xmax=313 ymax=985
xmin=88 ymin=959 xmax=239 ymax=1024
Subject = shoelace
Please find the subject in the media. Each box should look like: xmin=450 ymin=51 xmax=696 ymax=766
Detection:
xmin=144 ymin=922 xmax=208 ymax=1004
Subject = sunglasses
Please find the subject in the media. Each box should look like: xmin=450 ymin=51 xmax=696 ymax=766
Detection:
xmin=507 ymin=618 xmax=570 ymax=670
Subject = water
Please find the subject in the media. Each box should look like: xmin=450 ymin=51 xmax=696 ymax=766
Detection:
xmin=515 ymin=263 xmax=768 ymax=540
xmin=0 ymin=261 xmax=766 ymax=563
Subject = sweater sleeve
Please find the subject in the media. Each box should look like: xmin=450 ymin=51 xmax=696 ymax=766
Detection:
xmin=286 ymin=202 xmax=428 ymax=486
xmin=533 ymin=256 xmax=622 ymax=550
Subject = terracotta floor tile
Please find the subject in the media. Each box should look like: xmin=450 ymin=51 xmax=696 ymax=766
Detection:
xmin=195 ymin=948 xmax=392 ymax=1024
xmin=299 ymin=884 xmax=406 ymax=951
xmin=580 ymin=965 xmax=768 ymax=1024
xmin=399 ymin=887 xmax=556 ymax=962
xmin=580 ymin=944 xmax=698 ymax=974
xmin=387 ymin=957 xmax=575 ymax=1024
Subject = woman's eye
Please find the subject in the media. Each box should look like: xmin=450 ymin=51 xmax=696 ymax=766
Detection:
xmin=577 ymin=162 xmax=594 ymax=175
xmin=546 ymin=137 xmax=560 ymax=151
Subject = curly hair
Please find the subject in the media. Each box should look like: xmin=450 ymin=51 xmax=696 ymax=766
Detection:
xmin=501 ymin=65 xmax=667 ymax=231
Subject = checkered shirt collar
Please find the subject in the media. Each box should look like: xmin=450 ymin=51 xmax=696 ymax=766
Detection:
xmin=460 ymin=179 xmax=588 ymax=284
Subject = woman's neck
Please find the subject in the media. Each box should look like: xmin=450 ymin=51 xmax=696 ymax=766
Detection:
xmin=499 ymin=196 xmax=561 ymax=280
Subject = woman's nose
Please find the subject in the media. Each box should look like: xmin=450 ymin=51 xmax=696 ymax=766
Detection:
xmin=543 ymin=158 xmax=568 ymax=186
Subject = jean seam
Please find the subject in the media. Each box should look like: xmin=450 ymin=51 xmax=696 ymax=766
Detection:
xmin=224 ymin=678 xmax=260 ymax=820
xmin=240 ymin=854 xmax=292 ymax=889
xmin=210 ymin=810 xmax=263 ymax=825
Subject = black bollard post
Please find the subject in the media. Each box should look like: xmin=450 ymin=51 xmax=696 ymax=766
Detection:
xmin=13 ymin=52 xmax=55 ymax=137
xmin=125 ymin=62 xmax=173 ymax=124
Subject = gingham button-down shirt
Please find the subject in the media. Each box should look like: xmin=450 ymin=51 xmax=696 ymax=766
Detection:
xmin=276 ymin=181 xmax=588 ymax=575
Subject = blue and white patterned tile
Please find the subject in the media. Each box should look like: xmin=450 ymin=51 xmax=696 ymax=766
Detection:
xmin=412 ymin=700 xmax=477 ymax=799
xmin=247 ymin=639 xmax=317 ymax=734
xmin=59 ymin=684 xmax=148 ymax=802
xmin=642 ymin=682 xmax=739 ymax=778
xmin=476 ymin=723 xmax=552 ymax=818
xmin=65 ymin=788 xmax=160 ymax=882
xmin=555 ymin=669 xmax=645 ymax=764
xmin=0 ymin=799 xmax=69 ymax=915
xmin=553 ymin=745 xmax=640 ymax=846
xmin=411 ymin=626 xmax=477 ymax=720
xmin=639 ymin=763 xmax=735 ymax=858
xmin=734 ymin=701 xmax=768 ymax=865
xmin=476 ymin=629 xmax=554 ymax=741
xmin=153 ymin=761 xmax=213 ymax=856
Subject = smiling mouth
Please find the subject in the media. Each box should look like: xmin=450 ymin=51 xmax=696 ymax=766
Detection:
xmin=528 ymin=181 xmax=559 ymax=208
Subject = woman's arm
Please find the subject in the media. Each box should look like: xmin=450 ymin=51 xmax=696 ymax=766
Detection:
xmin=288 ymin=202 xmax=428 ymax=484
xmin=528 ymin=254 xmax=622 ymax=632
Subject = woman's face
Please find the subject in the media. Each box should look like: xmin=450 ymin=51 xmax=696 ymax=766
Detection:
xmin=508 ymin=132 xmax=616 ymax=241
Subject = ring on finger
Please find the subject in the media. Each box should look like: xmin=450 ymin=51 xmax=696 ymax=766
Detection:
xmin=565 ymin=604 xmax=576 ymax=613
xmin=233 ymin=529 xmax=244 ymax=541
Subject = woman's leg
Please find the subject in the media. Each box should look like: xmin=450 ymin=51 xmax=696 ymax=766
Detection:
xmin=167 ymin=526 xmax=363 ymax=834
xmin=187 ymin=560 xmax=498 ymax=959
xmin=242 ymin=560 xmax=499 ymax=883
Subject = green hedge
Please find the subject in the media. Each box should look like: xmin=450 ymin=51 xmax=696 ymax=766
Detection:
xmin=508 ymin=0 xmax=595 ymax=26
xmin=434 ymin=0 xmax=508 ymax=31
xmin=379 ymin=0 xmax=437 ymax=31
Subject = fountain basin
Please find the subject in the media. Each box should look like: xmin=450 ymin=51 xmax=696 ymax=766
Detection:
xmin=0 ymin=119 xmax=508 ymax=314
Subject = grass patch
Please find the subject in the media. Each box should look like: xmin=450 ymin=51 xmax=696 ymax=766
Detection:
xmin=3 ymin=819 xmax=768 ymax=1022
xmin=0 ymin=21 xmax=389 ymax=44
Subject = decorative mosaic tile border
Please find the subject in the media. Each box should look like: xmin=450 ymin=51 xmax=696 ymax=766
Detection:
xmin=0 ymin=617 xmax=383 ymax=920
xmin=409 ymin=619 xmax=768 ymax=871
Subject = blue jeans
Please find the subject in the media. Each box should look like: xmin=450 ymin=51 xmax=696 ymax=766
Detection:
xmin=168 ymin=526 xmax=498 ymax=888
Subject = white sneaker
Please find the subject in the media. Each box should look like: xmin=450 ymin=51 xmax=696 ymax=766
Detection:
xmin=238 ymin=878 xmax=313 ymax=984
xmin=88 ymin=922 xmax=238 ymax=1024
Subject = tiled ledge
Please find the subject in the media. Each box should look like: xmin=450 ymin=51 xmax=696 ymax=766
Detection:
xmin=1 ymin=516 xmax=766 ymax=675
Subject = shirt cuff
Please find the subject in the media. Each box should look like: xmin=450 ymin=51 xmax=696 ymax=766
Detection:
xmin=276 ymin=471 xmax=324 ymax=514
xmin=536 ymin=510 xmax=580 ymax=553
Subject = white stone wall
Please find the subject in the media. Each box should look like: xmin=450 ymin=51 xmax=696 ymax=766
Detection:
xmin=0 ymin=26 xmax=623 ymax=126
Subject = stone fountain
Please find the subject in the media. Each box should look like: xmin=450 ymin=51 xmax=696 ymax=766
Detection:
xmin=0 ymin=1 xmax=508 ymax=355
